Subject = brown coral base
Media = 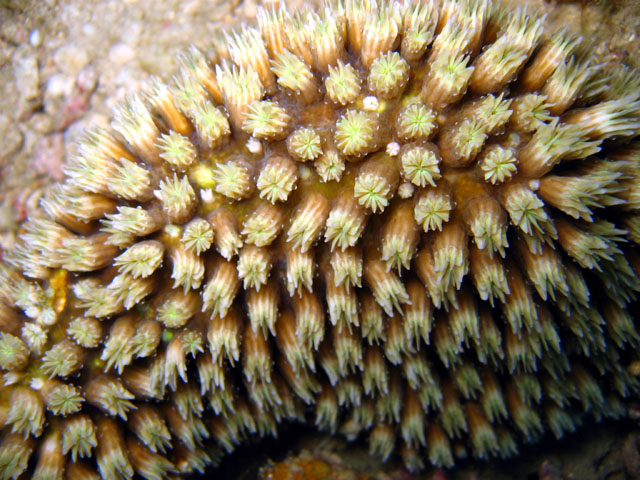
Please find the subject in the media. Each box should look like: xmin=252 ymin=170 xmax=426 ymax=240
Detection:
xmin=208 ymin=419 xmax=636 ymax=480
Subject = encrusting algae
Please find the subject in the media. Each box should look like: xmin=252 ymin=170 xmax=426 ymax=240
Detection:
xmin=1 ymin=0 xmax=640 ymax=478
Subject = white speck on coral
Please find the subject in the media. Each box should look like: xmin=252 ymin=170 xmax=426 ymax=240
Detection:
xmin=164 ymin=224 xmax=182 ymax=239
xmin=201 ymin=188 xmax=214 ymax=203
xmin=363 ymin=96 xmax=380 ymax=111
xmin=29 ymin=377 xmax=44 ymax=390
xmin=247 ymin=137 xmax=263 ymax=154
xmin=398 ymin=182 xmax=415 ymax=199
xmin=386 ymin=142 xmax=400 ymax=156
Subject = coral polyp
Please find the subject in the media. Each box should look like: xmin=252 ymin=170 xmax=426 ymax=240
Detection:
xmin=2 ymin=0 xmax=640 ymax=478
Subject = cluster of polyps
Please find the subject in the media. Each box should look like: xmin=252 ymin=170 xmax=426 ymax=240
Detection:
xmin=1 ymin=0 xmax=640 ymax=478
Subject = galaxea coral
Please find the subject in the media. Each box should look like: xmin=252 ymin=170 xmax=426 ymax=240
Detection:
xmin=1 ymin=0 xmax=640 ymax=478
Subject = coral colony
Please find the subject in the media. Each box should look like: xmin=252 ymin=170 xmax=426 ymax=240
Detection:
xmin=1 ymin=0 xmax=640 ymax=478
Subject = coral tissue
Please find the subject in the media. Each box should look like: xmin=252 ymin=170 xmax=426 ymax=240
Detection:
xmin=1 ymin=0 xmax=640 ymax=478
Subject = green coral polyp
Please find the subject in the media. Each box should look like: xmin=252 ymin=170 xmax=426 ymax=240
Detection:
xmin=335 ymin=109 xmax=378 ymax=157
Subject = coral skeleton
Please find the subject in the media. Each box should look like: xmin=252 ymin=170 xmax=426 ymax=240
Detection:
xmin=1 ymin=0 xmax=640 ymax=478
